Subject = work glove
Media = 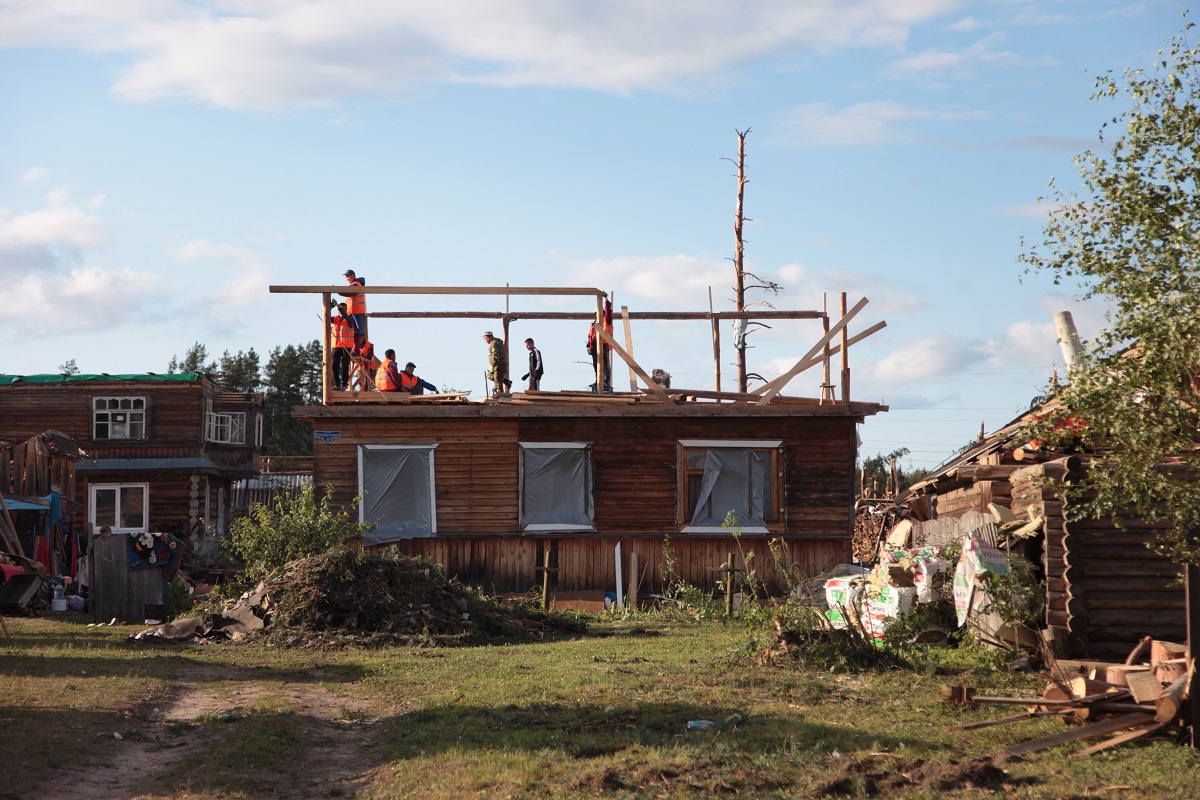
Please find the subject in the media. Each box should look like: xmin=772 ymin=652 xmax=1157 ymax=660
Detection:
xmin=521 ymin=373 xmax=529 ymax=380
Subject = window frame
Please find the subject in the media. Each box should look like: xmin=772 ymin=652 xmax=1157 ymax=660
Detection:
xmin=92 ymin=396 xmax=147 ymax=441
xmin=206 ymin=410 xmax=247 ymax=444
xmin=89 ymin=482 xmax=150 ymax=534
xmin=356 ymin=444 xmax=438 ymax=543
xmin=676 ymin=439 xmax=784 ymax=534
xmin=518 ymin=442 xmax=595 ymax=532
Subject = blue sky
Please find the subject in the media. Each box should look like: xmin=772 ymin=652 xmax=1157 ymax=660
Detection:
xmin=0 ymin=1 xmax=1186 ymax=468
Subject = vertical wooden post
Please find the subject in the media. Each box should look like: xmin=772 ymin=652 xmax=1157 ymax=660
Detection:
xmin=839 ymin=292 xmax=850 ymax=403
xmin=628 ymin=550 xmax=639 ymax=611
xmin=709 ymin=287 xmax=721 ymax=393
xmin=541 ymin=547 xmax=552 ymax=611
xmin=321 ymin=291 xmax=332 ymax=405
xmin=1187 ymin=563 xmax=1200 ymax=748
xmin=821 ymin=293 xmax=832 ymax=403
xmin=502 ymin=285 xmax=511 ymax=392
xmin=725 ymin=552 xmax=736 ymax=617
xmin=621 ymin=305 xmax=637 ymax=392
xmin=595 ymin=295 xmax=606 ymax=392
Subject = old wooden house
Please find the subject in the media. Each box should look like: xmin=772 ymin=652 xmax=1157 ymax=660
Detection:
xmin=0 ymin=374 xmax=264 ymax=544
xmin=277 ymin=284 xmax=887 ymax=595
xmin=0 ymin=430 xmax=86 ymax=574
xmin=889 ymin=400 xmax=1187 ymax=658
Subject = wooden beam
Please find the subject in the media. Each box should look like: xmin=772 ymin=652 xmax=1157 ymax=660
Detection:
xmin=591 ymin=326 xmax=674 ymax=405
xmin=620 ymin=306 xmax=637 ymax=393
xmin=270 ymin=285 xmax=606 ymax=297
xmin=840 ymin=292 xmax=850 ymax=403
xmin=757 ymin=296 xmax=867 ymax=405
xmin=321 ymin=292 xmax=332 ymax=406
xmin=347 ymin=310 xmax=829 ymax=321
xmin=751 ymin=320 xmax=886 ymax=397
xmin=999 ymin=712 xmax=1154 ymax=758
xmin=709 ymin=287 xmax=721 ymax=393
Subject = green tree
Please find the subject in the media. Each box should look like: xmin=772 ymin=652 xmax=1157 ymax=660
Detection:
xmin=216 ymin=348 xmax=262 ymax=393
xmin=168 ymin=342 xmax=217 ymax=374
xmin=263 ymin=340 xmax=322 ymax=458
xmin=58 ymin=359 xmax=79 ymax=376
xmin=227 ymin=484 xmax=371 ymax=581
xmin=1020 ymin=19 xmax=1200 ymax=562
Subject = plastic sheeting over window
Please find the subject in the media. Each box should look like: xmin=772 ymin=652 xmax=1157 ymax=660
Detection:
xmin=520 ymin=443 xmax=594 ymax=531
xmin=689 ymin=448 xmax=772 ymax=529
xmin=358 ymin=445 xmax=436 ymax=544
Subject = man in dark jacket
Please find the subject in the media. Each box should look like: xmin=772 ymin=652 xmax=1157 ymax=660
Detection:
xmin=521 ymin=338 xmax=544 ymax=391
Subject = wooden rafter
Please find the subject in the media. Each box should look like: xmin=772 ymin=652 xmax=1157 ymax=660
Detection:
xmin=591 ymin=326 xmax=675 ymax=405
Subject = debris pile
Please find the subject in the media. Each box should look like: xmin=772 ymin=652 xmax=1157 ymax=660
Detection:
xmin=132 ymin=547 xmax=586 ymax=648
xmin=944 ymin=636 xmax=1194 ymax=759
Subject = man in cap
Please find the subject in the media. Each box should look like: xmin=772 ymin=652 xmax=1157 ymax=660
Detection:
xmin=340 ymin=269 xmax=366 ymax=335
xmin=482 ymin=331 xmax=511 ymax=397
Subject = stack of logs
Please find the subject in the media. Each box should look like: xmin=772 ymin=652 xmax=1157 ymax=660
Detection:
xmin=945 ymin=637 xmax=1192 ymax=760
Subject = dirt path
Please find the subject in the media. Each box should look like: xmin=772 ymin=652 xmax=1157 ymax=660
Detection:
xmin=38 ymin=661 xmax=384 ymax=800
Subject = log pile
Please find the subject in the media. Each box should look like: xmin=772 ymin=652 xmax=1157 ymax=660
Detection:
xmin=945 ymin=638 xmax=1193 ymax=759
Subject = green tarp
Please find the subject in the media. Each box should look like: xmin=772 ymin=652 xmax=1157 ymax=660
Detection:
xmin=0 ymin=373 xmax=205 ymax=385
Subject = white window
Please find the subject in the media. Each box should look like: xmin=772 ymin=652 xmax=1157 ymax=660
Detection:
xmin=519 ymin=443 xmax=595 ymax=532
xmin=207 ymin=411 xmax=247 ymax=444
xmin=93 ymin=397 xmax=146 ymax=440
xmin=358 ymin=445 xmax=437 ymax=544
xmin=679 ymin=440 xmax=782 ymax=534
xmin=90 ymin=483 xmax=149 ymax=534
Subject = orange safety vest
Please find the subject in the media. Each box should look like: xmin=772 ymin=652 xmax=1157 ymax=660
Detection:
xmin=331 ymin=316 xmax=355 ymax=349
xmin=344 ymin=278 xmax=366 ymax=316
xmin=375 ymin=358 xmax=398 ymax=391
xmin=398 ymin=371 xmax=418 ymax=392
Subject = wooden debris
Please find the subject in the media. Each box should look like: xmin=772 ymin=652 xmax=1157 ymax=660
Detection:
xmin=1124 ymin=670 xmax=1167 ymax=705
xmin=1073 ymin=720 xmax=1166 ymax=757
xmin=1125 ymin=635 xmax=1153 ymax=666
xmin=1104 ymin=665 xmax=1150 ymax=688
xmin=999 ymin=712 xmax=1156 ymax=760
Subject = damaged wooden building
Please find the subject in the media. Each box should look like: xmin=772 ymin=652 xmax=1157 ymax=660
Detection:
xmin=273 ymin=284 xmax=887 ymax=595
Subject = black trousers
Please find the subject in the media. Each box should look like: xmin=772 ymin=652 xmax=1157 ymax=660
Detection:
xmin=333 ymin=348 xmax=351 ymax=388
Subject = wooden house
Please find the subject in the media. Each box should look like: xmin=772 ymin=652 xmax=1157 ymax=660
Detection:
xmin=891 ymin=402 xmax=1186 ymax=658
xmin=0 ymin=430 xmax=86 ymax=573
xmin=0 ymin=374 xmax=263 ymax=544
xmin=277 ymin=284 xmax=887 ymax=595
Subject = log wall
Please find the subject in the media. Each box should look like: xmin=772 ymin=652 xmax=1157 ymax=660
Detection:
xmin=315 ymin=413 xmax=858 ymax=593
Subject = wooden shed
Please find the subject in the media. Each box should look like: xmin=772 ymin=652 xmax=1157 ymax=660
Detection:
xmin=279 ymin=284 xmax=888 ymax=595
xmin=894 ymin=401 xmax=1187 ymax=658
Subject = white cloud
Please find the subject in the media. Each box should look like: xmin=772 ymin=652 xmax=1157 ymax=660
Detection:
xmin=862 ymin=335 xmax=982 ymax=385
xmin=173 ymin=238 xmax=272 ymax=306
xmin=772 ymin=101 xmax=988 ymax=147
xmin=946 ymin=16 xmax=988 ymax=32
xmin=19 ymin=166 xmax=48 ymax=185
xmin=0 ymin=1 xmax=964 ymax=110
xmin=566 ymin=254 xmax=729 ymax=308
xmin=0 ymin=189 xmax=111 ymax=278
xmin=994 ymin=202 xmax=1063 ymax=219
xmin=891 ymin=31 xmax=1054 ymax=77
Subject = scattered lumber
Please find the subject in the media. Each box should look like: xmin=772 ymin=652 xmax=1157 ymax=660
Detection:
xmin=1150 ymin=640 xmax=1187 ymax=667
xmin=1125 ymin=635 xmax=1153 ymax=666
xmin=1104 ymin=665 xmax=1150 ymax=688
xmin=999 ymin=712 xmax=1156 ymax=760
xmin=1125 ymin=670 xmax=1168 ymax=705
xmin=1155 ymin=658 xmax=1188 ymax=684
xmin=1155 ymin=664 xmax=1194 ymax=724
xmin=1073 ymin=719 xmax=1166 ymax=757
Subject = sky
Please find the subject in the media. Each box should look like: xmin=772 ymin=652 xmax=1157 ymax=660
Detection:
xmin=0 ymin=1 xmax=1187 ymax=470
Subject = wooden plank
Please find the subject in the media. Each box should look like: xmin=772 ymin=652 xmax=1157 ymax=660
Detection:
xmin=1001 ymin=713 xmax=1155 ymax=759
xmin=1124 ymin=670 xmax=1166 ymax=705
xmin=1073 ymin=720 xmax=1165 ymax=756
xmin=371 ymin=310 xmax=827 ymax=320
xmin=269 ymin=285 xmax=605 ymax=297
xmin=620 ymin=305 xmax=638 ymax=393
xmin=591 ymin=326 xmax=674 ymax=404
xmin=752 ymin=320 xmax=886 ymax=396
xmin=758 ymin=297 xmax=869 ymax=404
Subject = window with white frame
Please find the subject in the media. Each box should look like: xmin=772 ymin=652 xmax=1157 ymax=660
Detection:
xmin=679 ymin=440 xmax=782 ymax=533
xmin=358 ymin=444 xmax=437 ymax=544
xmin=207 ymin=411 xmax=247 ymax=444
xmin=519 ymin=443 xmax=594 ymax=531
xmin=90 ymin=483 xmax=149 ymax=533
xmin=92 ymin=397 xmax=146 ymax=440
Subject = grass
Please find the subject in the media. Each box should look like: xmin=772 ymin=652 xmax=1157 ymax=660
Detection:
xmin=1 ymin=612 xmax=1197 ymax=798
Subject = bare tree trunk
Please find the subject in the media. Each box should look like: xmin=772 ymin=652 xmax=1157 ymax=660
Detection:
xmin=734 ymin=128 xmax=749 ymax=392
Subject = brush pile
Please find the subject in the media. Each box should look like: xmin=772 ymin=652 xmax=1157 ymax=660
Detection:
xmin=135 ymin=547 xmax=586 ymax=649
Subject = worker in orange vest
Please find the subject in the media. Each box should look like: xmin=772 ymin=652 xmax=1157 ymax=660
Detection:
xmin=340 ymin=269 xmax=367 ymax=336
xmin=375 ymin=349 xmax=402 ymax=391
xmin=398 ymin=362 xmax=438 ymax=395
xmin=349 ymin=333 xmax=379 ymax=390
xmin=330 ymin=302 xmax=357 ymax=390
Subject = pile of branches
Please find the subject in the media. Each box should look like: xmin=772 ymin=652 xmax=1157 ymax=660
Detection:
xmin=222 ymin=547 xmax=586 ymax=649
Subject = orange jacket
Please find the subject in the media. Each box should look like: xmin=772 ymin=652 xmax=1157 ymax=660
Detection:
xmin=331 ymin=316 xmax=355 ymax=349
xmin=375 ymin=358 xmax=398 ymax=391
xmin=344 ymin=278 xmax=366 ymax=316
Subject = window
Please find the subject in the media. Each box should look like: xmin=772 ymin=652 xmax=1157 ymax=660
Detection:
xmin=519 ymin=443 xmax=594 ymax=531
xmin=679 ymin=440 xmax=782 ymax=533
xmin=357 ymin=445 xmax=437 ymax=544
xmin=93 ymin=397 xmax=146 ymax=440
xmin=90 ymin=483 xmax=149 ymax=534
xmin=207 ymin=411 xmax=247 ymax=444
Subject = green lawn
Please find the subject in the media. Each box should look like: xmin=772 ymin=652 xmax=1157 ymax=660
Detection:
xmin=1 ymin=614 xmax=1195 ymax=799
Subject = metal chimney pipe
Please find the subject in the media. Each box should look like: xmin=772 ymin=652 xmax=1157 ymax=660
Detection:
xmin=1054 ymin=311 xmax=1084 ymax=370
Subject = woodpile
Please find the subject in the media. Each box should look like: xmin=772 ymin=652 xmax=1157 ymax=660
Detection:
xmin=945 ymin=638 xmax=1194 ymax=759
